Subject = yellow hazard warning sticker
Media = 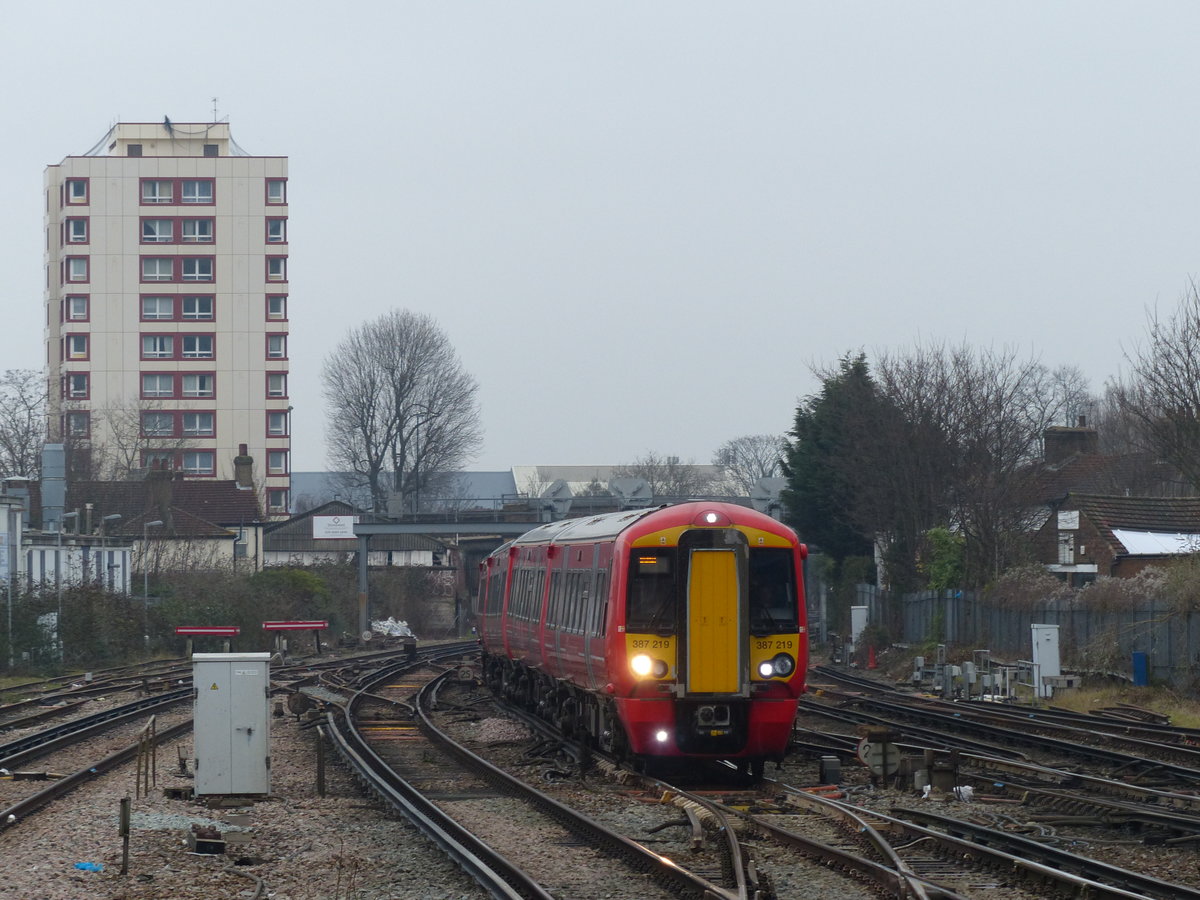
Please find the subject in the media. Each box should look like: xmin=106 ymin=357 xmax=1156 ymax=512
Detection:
xmin=210 ymin=683 xmax=219 ymax=690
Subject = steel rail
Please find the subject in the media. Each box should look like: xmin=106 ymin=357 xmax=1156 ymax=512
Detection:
xmin=797 ymin=697 xmax=1031 ymax=760
xmin=323 ymin=702 xmax=544 ymax=900
xmin=959 ymin=752 xmax=1200 ymax=814
xmin=412 ymin=669 xmax=740 ymax=900
xmin=0 ymin=719 xmax=194 ymax=834
xmin=475 ymin=679 xmax=752 ymax=897
xmin=848 ymin=695 xmax=1200 ymax=782
xmin=891 ymin=806 xmax=1200 ymax=900
xmin=0 ymin=688 xmax=191 ymax=769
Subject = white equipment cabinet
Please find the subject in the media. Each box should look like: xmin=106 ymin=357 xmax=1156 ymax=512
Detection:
xmin=193 ymin=652 xmax=272 ymax=795
xmin=1030 ymin=624 xmax=1062 ymax=699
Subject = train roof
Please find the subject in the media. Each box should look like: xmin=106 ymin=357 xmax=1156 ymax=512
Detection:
xmin=510 ymin=502 xmax=793 ymax=546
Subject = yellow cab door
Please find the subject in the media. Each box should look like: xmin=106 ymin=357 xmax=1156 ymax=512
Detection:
xmin=685 ymin=549 xmax=742 ymax=694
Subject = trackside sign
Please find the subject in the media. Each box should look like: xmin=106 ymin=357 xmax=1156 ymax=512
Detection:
xmin=313 ymin=515 xmax=358 ymax=539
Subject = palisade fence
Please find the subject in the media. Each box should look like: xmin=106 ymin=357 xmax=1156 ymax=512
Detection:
xmin=857 ymin=585 xmax=1200 ymax=688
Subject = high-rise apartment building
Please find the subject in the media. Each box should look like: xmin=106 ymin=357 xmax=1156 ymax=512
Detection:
xmin=44 ymin=121 xmax=290 ymax=515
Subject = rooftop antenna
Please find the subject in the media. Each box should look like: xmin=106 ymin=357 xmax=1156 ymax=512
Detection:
xmin=212 ymin=97 xmax=219 ymax=123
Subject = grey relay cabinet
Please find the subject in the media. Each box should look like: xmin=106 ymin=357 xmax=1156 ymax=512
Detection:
xmin=192 ymin=652 xmax=272 ymax=795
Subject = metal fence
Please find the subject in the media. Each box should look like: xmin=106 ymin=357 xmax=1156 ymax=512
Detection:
xmin=853 ymin=585 xmax=1200 ymax=688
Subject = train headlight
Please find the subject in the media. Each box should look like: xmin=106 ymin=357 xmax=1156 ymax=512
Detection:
xmin=758 ymin=653 xmax=796 ymax=679
xmin=631 ymin=654 xmax=669 ymax=679
xmin=655 ymin=729 xmax=670 ymax=743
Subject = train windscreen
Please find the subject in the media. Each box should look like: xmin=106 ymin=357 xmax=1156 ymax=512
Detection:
xmin=626 ymin=550 xmax=677 ymax=634
xmin=748 ymin=548 xmax=799 ymax=635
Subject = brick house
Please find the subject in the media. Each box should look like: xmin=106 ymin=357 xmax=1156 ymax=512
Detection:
xmin=1036 ymin=493 xmax=1200 ymax=584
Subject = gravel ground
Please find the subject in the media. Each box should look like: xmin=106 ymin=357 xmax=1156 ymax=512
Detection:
xmin=0 ymin=706 xmax=490 ymax=900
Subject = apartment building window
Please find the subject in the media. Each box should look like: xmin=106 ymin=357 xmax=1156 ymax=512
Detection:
xmin=181 ymin=257 xmax=214 ymax=282
xmin=266 ymin=410 xmax=289 ymax=437
xmin=141 ymin=257 xmax=174 ymax=282
xmin=181 ymin=180 xmax=214 ymax=204
xmin=266 ymin=178 xmax=287 ymax=205
xmin=266 ymin=218 xmax=287 ymax=243
xmin=181 ymin=373 xmax=215 ymax=398
xmin=66 ymin=257 xmax=89 ymax=283
xmin=181 ymin=296 xmax=214 ymax=320
xmin=182 ymin=451 xmax=215 ymax=476
xmin=66 ymin=334 xmax=89 ymax=360
xmin=66 ymin=411 xmax=90 ymax=438
xmin=141 ymin=179 xmax=173 ymax=204
xmin=182 ymin=218 xmax=214 ymax=243
xmin=66 ymin=218 xmax=88 ymax=243
xmin=141 ymin=296 xmax=174 ymax=320
xmin=266 ymin=488 xmax=289 ymax=514
xmin=266 ymin=372 xmax=287 ymax=398
xmin=65 ymin=295 xmax=89 ymax=321
xmin=66 ymin=373 xmax=89 ymax=399
xmin=266 ymin=295 xmax=287 ymax=320
xmin=141 ymin=219 xmax=174 ymax=243
xmin=142 ymin=412 xmax=174 ymax=437
xmin=181 ymin=334 xmax=214 ymax=359
xmin=142 ymin=451 xmax=174 ymax=470
xmin=65 ymin=178 xmax=89 ymax=205
xmin=182 ymin=412 xmax=215 ymax=437
xmin=267 ymin=450 xmax=289 ymax=475
xmin=142 ymin=217 xmax=215 ymax=244
xmin=141 ymin=373 xmax=175 ymax=398
xmin=266 ymin=334 xmax=287 ymax=359
xmin=266 ymin=256 xmax=287 ymax=282
xmin=141 ymin=335 xmax=174 ymax=359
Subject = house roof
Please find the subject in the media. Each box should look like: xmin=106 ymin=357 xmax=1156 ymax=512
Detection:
xmin=1037 ymin=452 xmax=1191 ymax=500
xmin=1065 ymin=493 xmax=1200 ymax=558
xmin=66 ymin=476 xmax=259 ymax=538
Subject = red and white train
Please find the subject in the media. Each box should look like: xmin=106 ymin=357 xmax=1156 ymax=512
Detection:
xmin=474 ymin=501 xmax=808 ymax=773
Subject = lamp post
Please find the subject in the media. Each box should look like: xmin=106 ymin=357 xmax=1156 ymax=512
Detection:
xmin=57 ymin=511 xmax=79 ymax=661
xmin=142 ymin=520 xmax=163 ymax=648
xmin=100 ymin=514 xmax=121 ymax=590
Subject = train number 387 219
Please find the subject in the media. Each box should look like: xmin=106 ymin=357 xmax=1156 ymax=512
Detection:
xmin=755 ymin=639 xmax=795 ymax=650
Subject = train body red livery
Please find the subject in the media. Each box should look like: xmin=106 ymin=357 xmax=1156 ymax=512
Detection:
xmin=474 ymin=502 xmax=808 ymax=768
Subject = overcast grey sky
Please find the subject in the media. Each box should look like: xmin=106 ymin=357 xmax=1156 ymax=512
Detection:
xmin=4 ymin=3 xmax=1197 ymax=472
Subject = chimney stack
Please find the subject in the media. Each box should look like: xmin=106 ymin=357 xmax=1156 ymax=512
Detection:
xmin=234 ymin=444 xmax=255 ymax=489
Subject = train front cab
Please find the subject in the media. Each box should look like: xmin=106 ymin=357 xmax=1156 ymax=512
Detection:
xmin=613 ymin=507 xmax=807 ymax=765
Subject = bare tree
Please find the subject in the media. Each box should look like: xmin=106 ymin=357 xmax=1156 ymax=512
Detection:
xmin=0 ymin=369 xmax=45 ymax=479
xmin=76 ymin=397 xmax=197 ymax=480
xmin=323 ymin=311 xmax=482 ymax=514
xmin=613 ymin=451 xmax=718 ymax=499
xmin=1112 ymin=286 xmax=1200 ymax=491
xmin=713 ymin=434 xmax=786 ymax=495
xmin=872 ymin=344 xmax=1072 ymax=585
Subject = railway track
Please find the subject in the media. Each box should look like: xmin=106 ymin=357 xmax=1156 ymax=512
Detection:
xmin=332 ymin=652 xmax=741 ymax=899
xmin=416 ymin=659 xmax=1200 ymax=899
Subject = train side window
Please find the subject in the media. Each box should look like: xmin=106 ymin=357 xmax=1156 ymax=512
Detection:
xmin=572 ymin=573 xmax=585 ymax=633
xmin=535 ymin=570 xmax=546 ymax=622
xmin=592 ymin=570 xmax=609 ymax=636
xmin=515 ymin=569 xmax=530 ymax=620
xmin=577 ymin=574 xmax=588 ymax=633
xmin=548 ymin=570 xmax=563 ymax=628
